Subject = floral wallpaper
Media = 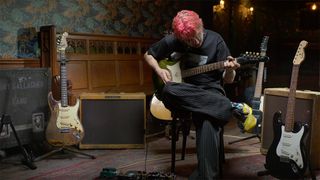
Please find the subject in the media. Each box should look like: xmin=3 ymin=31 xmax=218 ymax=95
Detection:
xmin=0 ymin=0 xmax=180 ymax=58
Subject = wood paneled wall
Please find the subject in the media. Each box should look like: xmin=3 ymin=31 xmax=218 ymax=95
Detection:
xmin=0 ymin=59 xmax=40 ymax=69
xmin=44 ymin=29 xmax=157 ymax=97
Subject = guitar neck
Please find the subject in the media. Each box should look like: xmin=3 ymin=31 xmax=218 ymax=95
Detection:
xmin=253 ymin=62 xmax=265 ymax=98
xmin=285 ymin=64 xmax=300 ymax=132
xmin=60 ymin=53 xmax=68 ymax=107
xmin=253 ymin=36 xmax=269 ymax=99
xmin=182 ymin=61 xmax=224 ymax=78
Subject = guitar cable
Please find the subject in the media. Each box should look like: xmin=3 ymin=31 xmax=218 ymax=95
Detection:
xmin=144 ymin=135 xmax=148 ymax=172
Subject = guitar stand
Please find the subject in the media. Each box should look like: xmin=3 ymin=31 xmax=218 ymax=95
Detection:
xmin=228 ymin=133 xmax=260 ymax=145
xmin=34 ymin=145 xmax=96 ymax=161
xmin=0 ymin=114 xmax=37 ymax=170
xmin=228 ymin=109 xmax=262 ymax=145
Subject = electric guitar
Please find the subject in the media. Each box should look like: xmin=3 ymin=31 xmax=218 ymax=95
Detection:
xmin=150 ymin=52 xmax=269 ymax=120
xmin=45 ymin=32 xmax=85 ymax=146
xmin=265 ymin=40 xmax=308 ymax=178
xmin=250 ymin=36 xmax=269 ymax=134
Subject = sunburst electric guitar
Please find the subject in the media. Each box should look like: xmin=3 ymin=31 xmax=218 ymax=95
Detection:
xmin=265 ymin=40 xmax=308 ymax=178
xmin=46 ymin=32 xmax=84 ymax=146
xmin=150 ymin=52 xmax=269 ymax=120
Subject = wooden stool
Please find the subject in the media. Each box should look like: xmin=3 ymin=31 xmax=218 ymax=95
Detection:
xmin=150 ymin=94 xmax=225 ymax=174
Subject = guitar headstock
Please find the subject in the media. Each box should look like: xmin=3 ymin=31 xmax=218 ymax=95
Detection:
xmin=237 ymin=52 xmax=270 ymax=65
xmin=293 ymin=40 xmax=308 ymax=65
xmin=260 ymin=36 xmax=269 ymax=56
xmin=56 ymin=32 xmax=69 ymax=53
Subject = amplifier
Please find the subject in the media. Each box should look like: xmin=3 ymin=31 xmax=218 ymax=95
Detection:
xmin=0 ymin=68 xmax=50 ymax=149
xmin=79 ymin=92 xmax=146 ymax=149
xmin=261 ymin=88 xmax=320 ymax=169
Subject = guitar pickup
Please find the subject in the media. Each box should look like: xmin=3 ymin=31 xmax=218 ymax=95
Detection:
xmin=283 ymin=133 xmax=292 ymax=138
xmin=281 ymin=149 xmax=290 ymax=156
xmin=282 ymin=142 xmax=291 ymax=147
xmin=59 ymin=128 xmax=71 ymax=133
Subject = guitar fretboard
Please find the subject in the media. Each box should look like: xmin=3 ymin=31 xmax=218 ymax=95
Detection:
xmin=60 ymin=53 xmax=68 ymax=107
xmin=182 ymin=61 xmax=225 ymax=78
xmin=253 ymin=36 xmax=269 ymax=100
xmin=285 ymin=64 xmax=299 ymax=132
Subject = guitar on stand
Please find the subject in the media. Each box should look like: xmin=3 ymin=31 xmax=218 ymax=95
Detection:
xmin=229 ymin=36 xmax=269 ymax=144
xmin=265 ymin=40 xmax=311 ymax=179
xmin=34 ymin=32 xmax=94 ymax=161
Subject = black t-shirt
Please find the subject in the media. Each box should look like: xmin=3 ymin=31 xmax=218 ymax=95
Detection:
xmin=147 ymin=29 xmax=231 ymax=91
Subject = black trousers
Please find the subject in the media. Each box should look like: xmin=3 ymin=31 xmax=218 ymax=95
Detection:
xmin=161 ymin=82 xmax=232 ymax=179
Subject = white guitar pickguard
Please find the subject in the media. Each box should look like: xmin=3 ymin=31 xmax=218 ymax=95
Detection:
xmin=276 ymin=125 xmax=305 ymax=169
xmin=166 ymin=62 xmax=182 ymax=83
xmin=55 ymin=99 xmax=83 ymax=132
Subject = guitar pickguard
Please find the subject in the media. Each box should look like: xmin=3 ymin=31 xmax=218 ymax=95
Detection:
xmin=55 ymin=99 xmax=82 ymax=132
xmin=46 ymin=92 xmax=84 ymax=146
xmin=166 ymin=61 xmax=182 ymax=83
xmin=276 ymin=125 xmax=305 ymax=169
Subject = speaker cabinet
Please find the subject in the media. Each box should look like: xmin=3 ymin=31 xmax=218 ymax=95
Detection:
xmin=261 ymin=88 xmax=320 ymax=169
xmin=79 ymin=92 xmax=146 ymax=149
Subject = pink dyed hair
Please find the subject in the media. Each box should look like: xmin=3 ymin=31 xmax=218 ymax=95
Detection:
xmin=172 ymin=10 xmax=203 ymax=41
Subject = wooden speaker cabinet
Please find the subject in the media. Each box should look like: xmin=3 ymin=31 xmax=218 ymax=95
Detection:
xmin=261 ymin=88 xmax=320 ymax=169
xmin=79 ymin=92 xmax=146 ymax=149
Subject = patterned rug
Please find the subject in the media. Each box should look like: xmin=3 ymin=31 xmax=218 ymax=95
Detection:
xmin=0 ymin=133 xmax=318 ymax=180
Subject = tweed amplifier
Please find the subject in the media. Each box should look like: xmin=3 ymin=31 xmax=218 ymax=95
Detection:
xmin=260 ymin=88 xmax=320 ymax=169
xmin=79 ymin=92 xmax=146 ymax=149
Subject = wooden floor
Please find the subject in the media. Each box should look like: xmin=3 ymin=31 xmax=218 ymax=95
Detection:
xmin=0 ymin=119 xmax=318 ymax=179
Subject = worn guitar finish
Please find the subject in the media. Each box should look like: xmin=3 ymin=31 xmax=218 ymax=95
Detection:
xmin=265 ymin=40 xmax=308 ymax=178
xmin=46 ymin=32 xmax=84 ymax=146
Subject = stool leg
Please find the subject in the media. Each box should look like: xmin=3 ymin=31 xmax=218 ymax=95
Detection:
xmin=181 ymin=118 xmax=191 ymax=160
xmin=219 ymin=127 xmax=225 ymax=177
xmin=171 ymin=117 xmax=177 ymax=173
xmin=181 ymin=133 xmax=187 ymax=160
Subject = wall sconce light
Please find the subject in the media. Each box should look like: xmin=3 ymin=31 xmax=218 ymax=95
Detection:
xmin=220 ymin=0 xmax=225 ymax=9
xmin=249 ymin=6 xmax=254 ymax=15
xmin=311 ymin=3 xmax=317 ymax=11
xmin=213 ymin=0 xmax=225 ymax=13
xmin=238 ymin=4 xmax=254 ymax=22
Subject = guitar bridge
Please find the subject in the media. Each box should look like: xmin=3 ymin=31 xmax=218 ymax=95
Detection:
xmin=279 ymin=156 xmax=290 ymax=163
